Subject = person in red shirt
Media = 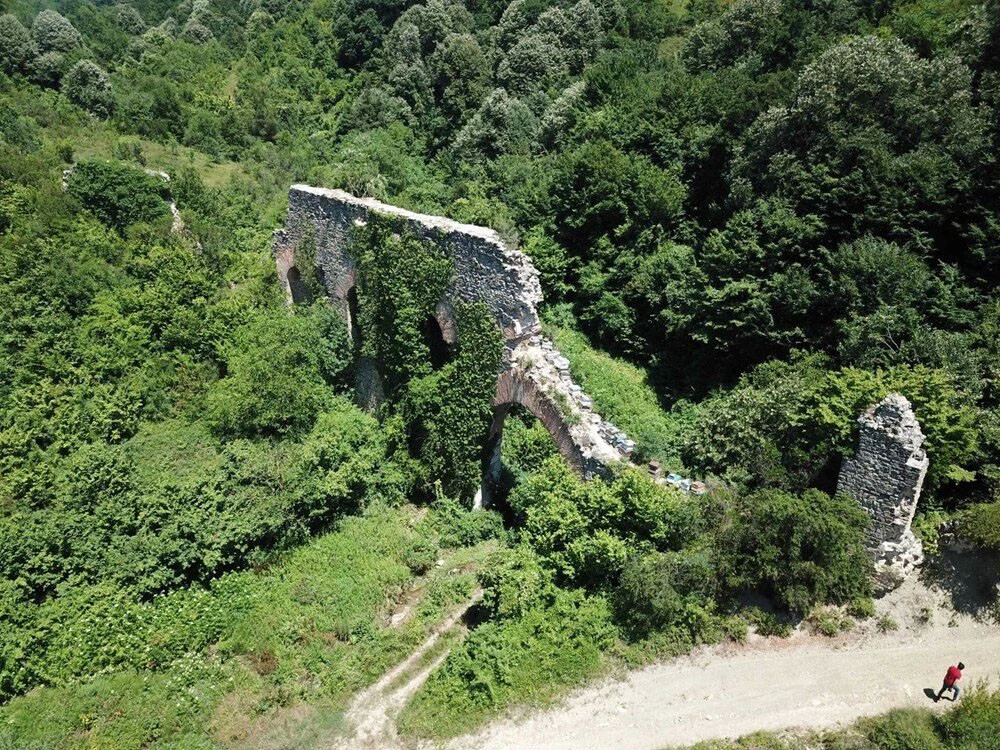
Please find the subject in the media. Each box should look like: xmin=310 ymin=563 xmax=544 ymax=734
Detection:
xmin=935 ymin=662 xmax=964 ymax=702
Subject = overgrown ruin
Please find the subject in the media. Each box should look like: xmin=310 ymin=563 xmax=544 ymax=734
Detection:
xmin=836 ymin=393 xmax=928 ymax=584
xmin=275 ymin=187 xmax=932 ymax=549
xmin=273 ymin=186 xmax=637 ymax=504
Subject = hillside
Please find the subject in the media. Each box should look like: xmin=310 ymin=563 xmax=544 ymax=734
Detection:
xmin=2 ymin=0 xmax=1000 ymax=747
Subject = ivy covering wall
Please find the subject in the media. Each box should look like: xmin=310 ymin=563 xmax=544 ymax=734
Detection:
xmin=350 ymin=217 xmax=503 ymax=503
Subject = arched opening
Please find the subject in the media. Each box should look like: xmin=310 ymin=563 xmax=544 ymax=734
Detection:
xmin=479 ymin=403 xmax=559 ymax=512
xmin=346 ymin=286 xmax=361 ymax=353
xmin=287 ymin=266 xmax=311 ymax=304
xmin=423 ymin=314 xmax=451 ymax=369
xmin=475 ymin=370 xmax=591 ymax=509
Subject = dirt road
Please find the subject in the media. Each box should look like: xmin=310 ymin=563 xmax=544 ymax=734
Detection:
xmin=449 ymin=574 xmax=1000 ymax=750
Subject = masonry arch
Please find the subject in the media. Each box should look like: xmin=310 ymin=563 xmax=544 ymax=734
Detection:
xmin=286 ymin=266 xmax=311 ymax=304
xmin=477 ymin=369 xmax=592 ymax=508
xmin=424 ymin=315 xmax=451 ymax=369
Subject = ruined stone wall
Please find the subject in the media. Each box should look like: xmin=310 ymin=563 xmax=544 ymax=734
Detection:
xmin=273 ymin=185 xmax=543 ymax=342
xmin=837 ymin=393 xmax=928 ymax=581
xmin=273 ymin=187 xmax=640 ymax=490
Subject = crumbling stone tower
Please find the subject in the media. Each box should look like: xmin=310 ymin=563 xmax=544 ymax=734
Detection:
xmin=836 ymin=393 xmax=928 ymax=582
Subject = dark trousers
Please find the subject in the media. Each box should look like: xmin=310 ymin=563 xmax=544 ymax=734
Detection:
xmin=936 ymin=681 xmax=960 ymax=701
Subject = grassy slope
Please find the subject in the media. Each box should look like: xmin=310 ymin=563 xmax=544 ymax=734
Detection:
xmin=544 ymin=322 xmax=686 ymax=467
xmin=0 ymin=506 xmax=486 ymax=748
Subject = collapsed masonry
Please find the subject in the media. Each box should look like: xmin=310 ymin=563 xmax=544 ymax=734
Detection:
xmin=272 ymin=186 xmax=640 ymax=504
xmin=837 ymin=393 xmax=929 ymax=586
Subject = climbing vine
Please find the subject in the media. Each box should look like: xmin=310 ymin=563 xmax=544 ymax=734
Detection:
xmin=403 ymin=301 xmax=504 ymax=501
xmin=353 ymin=217 xmax=453 ymax=392
xmin=348 ymin=216 xmax=503 ymax=502
xmin=291 ymin=229 xmax=326 ymax=303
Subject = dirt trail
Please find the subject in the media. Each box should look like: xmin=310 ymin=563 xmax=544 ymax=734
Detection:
xmin=449 ymin=573 xmax=1000 ymax=750
xmin=332 ymin=589 xmax=483 ymax=749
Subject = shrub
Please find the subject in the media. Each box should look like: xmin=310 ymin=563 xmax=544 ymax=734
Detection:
xmin=400 ymin=588 xmax=616 ymax=739
xmin=807 ymin=608 xmax=843 ymax=637
xmin=616 ymin=550 xmax=718 ymax=639
xmin=717 ymin=488 xmax=872 ymax=614
xmin=940 ymin=684 xmax=1000 ymax=748
xmin=426 ymin=494 xmax=504 ymax=548
xmin=111 ymin=137 xmax=145 ymax=164
xmin=66 ymin=160 xmax=170 ymax=231
xmin=744 ymin=608 xmax=793 ymax=638
xmin=478 ymin=545 xmax=553 ymax=620
xmin=63 ymin=60 xmax=113 ymax=117
xmin=847 ymin=597 xmax=876 ymax=620
xmin=31 ymin=10 xmax=81 ymax=54
xmin=206 ymin=305 xmax=350 ymax=438
xmin=876 ymin=614 xmax=898 ymax=633
xmin=857 ymin=708 xmax=945 ymax=750
xmin=955 ymin=502 xmax=1000 ymax=550
xmin=404 ymin=537 xmax=439 ymax=574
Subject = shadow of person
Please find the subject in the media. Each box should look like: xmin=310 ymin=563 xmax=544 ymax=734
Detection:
xmin=924 ymin=688 xmax=939 ymax=701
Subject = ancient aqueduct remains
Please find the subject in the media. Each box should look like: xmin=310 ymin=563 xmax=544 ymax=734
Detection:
xmin=274 ymin=185 xmax=927 ymax=579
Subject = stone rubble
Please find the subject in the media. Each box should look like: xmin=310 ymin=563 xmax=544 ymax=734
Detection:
xmin=506 ymin=334 xmax=704 ymax=493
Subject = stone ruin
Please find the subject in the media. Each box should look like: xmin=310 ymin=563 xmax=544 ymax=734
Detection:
xmin=836 ymin=393 xmax=929 ymax=586
xmin=272 ymin=186 xmax=642 ymax=505
xmin=275 ymin=186 xmax=927 ymax=545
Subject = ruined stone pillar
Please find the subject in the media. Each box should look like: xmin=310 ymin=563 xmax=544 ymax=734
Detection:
xmin=836 ymin=393 xmax=928 ymax=584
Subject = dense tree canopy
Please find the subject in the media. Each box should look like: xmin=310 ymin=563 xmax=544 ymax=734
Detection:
xmin=2 ymin=0 xmax=1000 ymax=740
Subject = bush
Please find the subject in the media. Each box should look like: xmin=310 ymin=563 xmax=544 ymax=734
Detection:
xmin=399 ymin=587 xmax=616 ymax=739
xmin=955 ymin=502 xmax=1000 ymax=550
xmin=66 ymin=160 xmax=170 ymax=231
xmin=744 ymin=608 xmax=793 ymax=638
xmin=857 ymin=708 xmax=945 ymax=750
xmin=847 ymin=597 xmax=876 ymax=620
xmin=807 ymin=607 xmax=847 ymax=637
xmin=717 ymin=488 xmax=872 ymax=614
xmin=63 ymin=60 xmax=113 ymax=117
xmin=404 ymin=537 xmax=439 ymax=574
xmin=940 ymin=683 xmax=1000 ymax=748
xmin=426 ymin=494 xmax=504 ymax=548
xmin=876 ymin=614 xmax=898 ymax=633
xmin=478 ymin=545 xmax=553 ymax=620
xmin=617 ymin=550 xmax=718 ymax=639
xmin=205 ymin=305 xmax=351 ymax=438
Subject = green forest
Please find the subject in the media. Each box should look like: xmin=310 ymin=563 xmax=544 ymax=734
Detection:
xmin=1 ymin=0 xmax=1000 ymax=745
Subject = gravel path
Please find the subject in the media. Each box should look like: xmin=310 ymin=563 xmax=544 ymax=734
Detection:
xmin=448 ymin=570 xmax=1000 ymax=750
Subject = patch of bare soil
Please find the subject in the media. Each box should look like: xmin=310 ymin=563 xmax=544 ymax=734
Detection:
xmin=327 ymin=590 xmax=483 ymax=750
xmin=447 ymin=556 xmax=1000 ymax=750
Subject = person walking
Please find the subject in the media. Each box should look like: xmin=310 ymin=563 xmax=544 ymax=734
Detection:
xmin=935 ymin=662 xmax=964 ymax=702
